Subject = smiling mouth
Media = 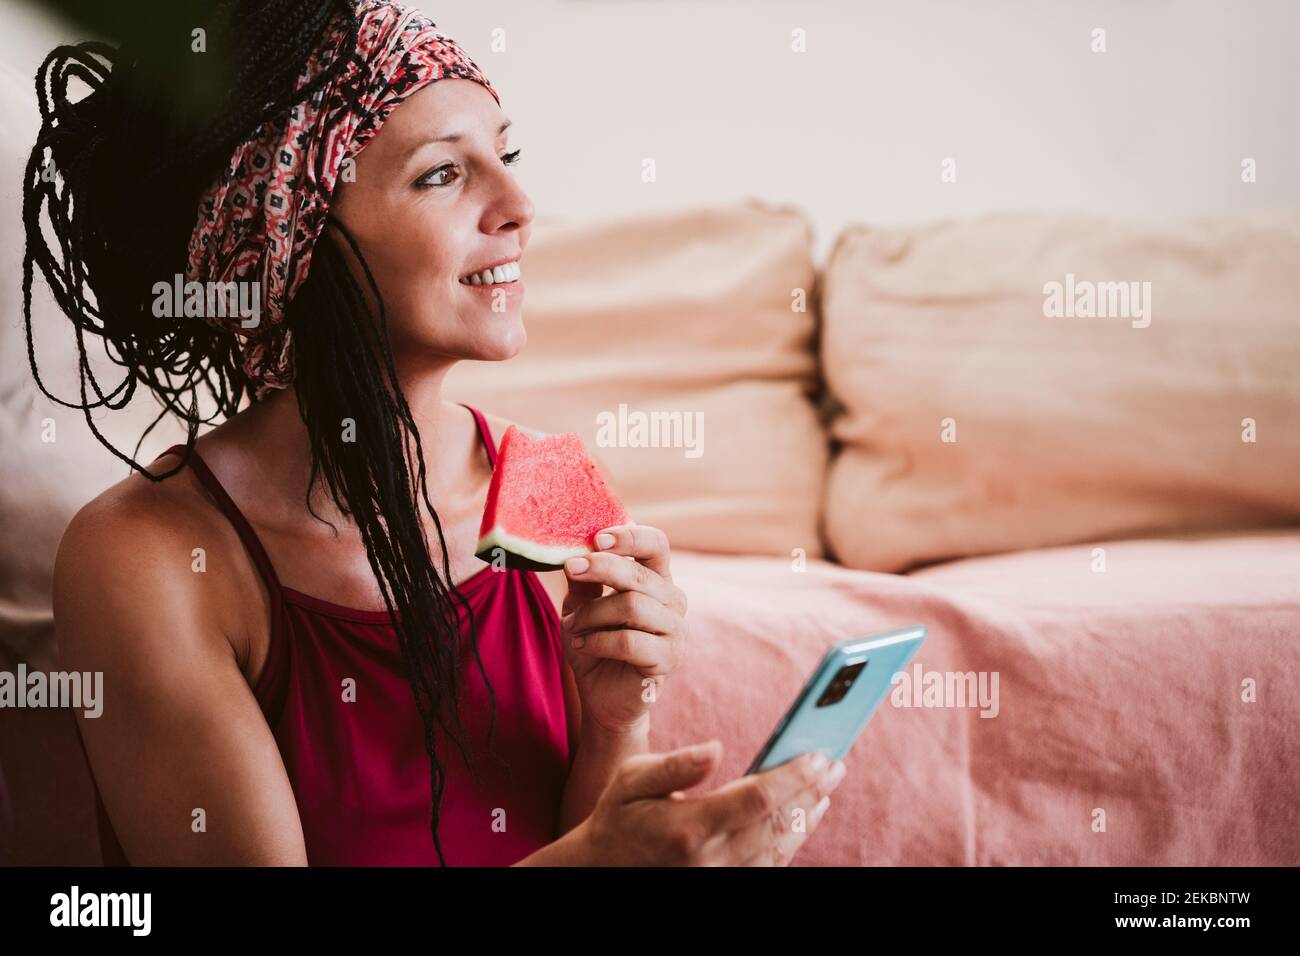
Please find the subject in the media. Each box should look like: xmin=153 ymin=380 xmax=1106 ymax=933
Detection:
xmin=458 ymin=260 xmax=521 ymax=286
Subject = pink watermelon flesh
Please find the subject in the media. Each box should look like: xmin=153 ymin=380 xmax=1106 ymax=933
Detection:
xmin=475 ymin=425 xmax=631 ymax=571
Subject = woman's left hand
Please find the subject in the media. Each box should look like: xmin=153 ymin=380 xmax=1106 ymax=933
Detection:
xmin=560 ymin=523 xmax=688 ymax=736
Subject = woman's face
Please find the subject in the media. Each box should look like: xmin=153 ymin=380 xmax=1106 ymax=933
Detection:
xmin=329 ymin=78 xmax=534 ymax=366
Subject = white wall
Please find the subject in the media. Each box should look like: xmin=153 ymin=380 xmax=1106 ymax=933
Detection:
xmin=419 ymin=0 xmax=1300 ymax=264
xmin=4 ymin=0 xmax=1298 ymax=266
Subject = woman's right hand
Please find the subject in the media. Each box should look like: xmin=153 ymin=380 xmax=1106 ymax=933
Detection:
xmin=576 ymin=740 xmax=847 ymax=866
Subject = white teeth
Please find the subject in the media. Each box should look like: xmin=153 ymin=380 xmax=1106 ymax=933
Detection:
xmin=460 ymin=260 xmax=521 ymax=285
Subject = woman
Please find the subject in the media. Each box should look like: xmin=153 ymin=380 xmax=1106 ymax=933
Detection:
xmin=24 ymin=0 xmax=846 ymax=865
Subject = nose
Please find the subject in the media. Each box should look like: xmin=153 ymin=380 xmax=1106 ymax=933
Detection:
xmin=482 ymin=161 xmax=534 ymax=237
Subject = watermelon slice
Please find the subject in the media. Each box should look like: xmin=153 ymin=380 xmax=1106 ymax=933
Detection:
xmin=475 ymin=424 xmax=631 ymax=572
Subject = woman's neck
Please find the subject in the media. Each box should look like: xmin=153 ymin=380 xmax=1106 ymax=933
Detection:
xmin=206 ymin=362 xmax=481 ymax=528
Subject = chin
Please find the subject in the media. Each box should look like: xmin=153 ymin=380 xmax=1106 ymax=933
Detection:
xmin=465 ymin=314 xmax=528 ymax=361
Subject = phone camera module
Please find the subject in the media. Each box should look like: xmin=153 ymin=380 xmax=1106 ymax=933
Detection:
xmin=815 ymin=660 xmax=866 ymax=707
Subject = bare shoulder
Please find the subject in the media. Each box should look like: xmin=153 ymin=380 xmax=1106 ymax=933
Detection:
xmin=57 ymin=456 xmax=207 ymax=584
xmin=57 ymin=452 xmax=220 ymax=573
xmin=53 ymin=450 xmax=253 ymax=662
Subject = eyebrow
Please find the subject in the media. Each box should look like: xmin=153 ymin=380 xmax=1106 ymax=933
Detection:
xmin=408 ymin=119 xmax=512 ymax=156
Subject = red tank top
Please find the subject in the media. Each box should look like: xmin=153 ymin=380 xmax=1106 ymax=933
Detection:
xmin=85 ymin=404 xmax=572 ymax=866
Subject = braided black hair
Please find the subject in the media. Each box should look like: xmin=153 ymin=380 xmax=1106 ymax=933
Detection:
xmin=22 ymin=0 xmax=500 ymax=867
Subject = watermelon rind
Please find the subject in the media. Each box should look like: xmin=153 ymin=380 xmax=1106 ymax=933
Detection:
xmin=474 ymin=519 xmax=638 ymax=573
xmin=474 ymin=525 xmax=589 ymax=572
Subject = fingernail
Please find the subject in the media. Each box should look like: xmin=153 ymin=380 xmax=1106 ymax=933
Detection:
xmin=595 ymin=533 xmax=615 ymax=550
xmin=808 ymin=752 xmax=829 ymax=773
xmin=814 ymin=795 xmax=830 ymax=818
xmin=561 ymin=611 xmax=574 ymax=629
xmin=825 ymin=761 xmax=847 ymax=787
xmin=566 ymin=557 xmax=589 ymax=574
xmin=571 ymin=635 xmax=585 ymax=649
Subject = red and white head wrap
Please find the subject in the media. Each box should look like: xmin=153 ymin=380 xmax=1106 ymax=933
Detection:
xmin=185 ymin=0 xmax=500 ymax=397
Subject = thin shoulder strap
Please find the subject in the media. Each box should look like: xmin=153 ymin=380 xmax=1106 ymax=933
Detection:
xmin=157 ymin=444 xmax=284 ymax=593
xmin=460 ymin=404 xmax=497 ymax=469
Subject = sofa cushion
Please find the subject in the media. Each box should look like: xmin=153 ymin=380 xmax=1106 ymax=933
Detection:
xmin=819 ymin=212 xmax=1300 ymax=572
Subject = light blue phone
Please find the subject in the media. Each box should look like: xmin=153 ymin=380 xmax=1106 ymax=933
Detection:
xmin=745 ymin=625 xmax=927 ymax=775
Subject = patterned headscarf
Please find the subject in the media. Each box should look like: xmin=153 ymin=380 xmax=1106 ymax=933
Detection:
xmin=186 ymin=0 xmax=500 ymax=397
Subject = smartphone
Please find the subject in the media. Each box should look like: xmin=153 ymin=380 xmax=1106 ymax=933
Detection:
xmin=745 ymin=625 xmax=927 ymax=775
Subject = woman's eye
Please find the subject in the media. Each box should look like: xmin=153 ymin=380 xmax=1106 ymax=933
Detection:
xmin=416 ymin=164 xmax=458 ymax=188
xmin=415 ymin=150 xmax=520 ymax=188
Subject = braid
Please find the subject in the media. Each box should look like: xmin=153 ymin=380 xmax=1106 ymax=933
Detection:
xmin=22 ymin=0 xmax=499 ymax=867
xmin=292 ymin=220 xmax=502 ymax=866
